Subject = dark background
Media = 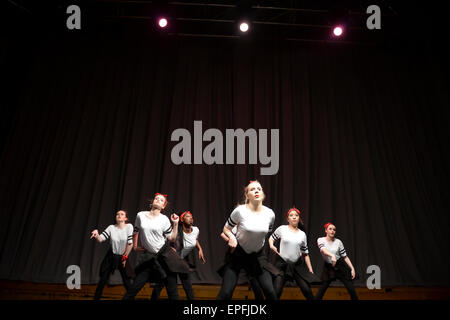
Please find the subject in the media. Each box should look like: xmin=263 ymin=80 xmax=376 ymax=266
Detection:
xmin=1 ymin=1 xmax=449 ymax=287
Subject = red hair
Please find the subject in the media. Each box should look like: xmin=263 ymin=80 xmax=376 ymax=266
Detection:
xmin=180 ymin=211 xmax=192 ymax=221
xmin=324 ymin=222 xmax=334 ymax=230
xmin=154 ymin=193 xmax=168 ymax=204
xmin=286 ymin=207 xmax=301 ymax=218
xmin=149 ymin=193 xmax=169 ymax=211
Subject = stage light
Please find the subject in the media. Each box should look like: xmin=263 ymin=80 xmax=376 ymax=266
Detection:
xmin=239 ymin=22 xmax=249 ymax=32
xmin=236 ymin=0 xmax=252 ymax=34
xmin=333 ymin=25 xmax=344 ymax=37
xmin=158 ymin=17 xmax=168 ymax=28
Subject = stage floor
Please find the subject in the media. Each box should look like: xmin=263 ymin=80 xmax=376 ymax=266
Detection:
xmin=1 ymin=281 xmax=450 ymax=300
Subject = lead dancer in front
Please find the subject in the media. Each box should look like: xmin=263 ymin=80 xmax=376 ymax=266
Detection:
xmin=217 ymin=180 xmax=278 ymax=300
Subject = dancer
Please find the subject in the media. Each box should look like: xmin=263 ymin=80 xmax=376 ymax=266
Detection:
xmin=90 ymin=210 xmax=133 ymax=300
xmin=217 ymin=180 xmax=278 ymax=300
xmin=220 ymin=227 xmax=264 ymax=300
xmin=269 ymin=207 xmax=321 ymax=300
xmin=177 ymin=211 xmax=206 ymax=264
xmin=151 ymin=210 xmax=206 ymax=300
xmin=315 ymin=222 xmax=358 ymax=300
xmin=122 ymin=193 xmax=190 ymax=300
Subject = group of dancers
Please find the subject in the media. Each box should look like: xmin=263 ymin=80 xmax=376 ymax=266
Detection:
xmin=90 ymin=181 xmax=358 ymax=300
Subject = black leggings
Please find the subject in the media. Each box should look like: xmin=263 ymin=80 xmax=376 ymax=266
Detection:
xmin=123 ymin=267 xmax=179 ymax=300
xmin=315 ymin=277 xmax=358 ymax=300
xmin=151 ymin=273 xmax=195 ymax=300
xmin=217 ymin=266 xmax=277 ymax=300
xmin=94 ymin=254 xmax=131 ymax=300
xmin=273 ymin=273 xmax=314 ymax=300
xmin=248 ymin=275 xmax=264 ymax=300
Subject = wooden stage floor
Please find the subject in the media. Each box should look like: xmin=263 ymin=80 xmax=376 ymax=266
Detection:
xmin=1 ymin=281 xmax=450 ymax=300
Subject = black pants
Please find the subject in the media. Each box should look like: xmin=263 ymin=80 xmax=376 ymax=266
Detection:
xmin=122 ymin=267 xmax=179 ymax=300
xmin=315 ymin=277 xmax=358 ymax=300
xmin=273 ymin=273 xmax=314 ymax=300
xmin=94 ymin=253 xmax=132 ymax=300
xmin=217 ymin=266 xmax=276 ymax=300
xmin=248 ymin=275 xmax=264 ymax=300
xmin=151 ymin=272 xmax=195 ymax=300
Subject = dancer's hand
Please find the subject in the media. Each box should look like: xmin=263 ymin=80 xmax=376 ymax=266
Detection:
xmin=90 ymin=230 xmax=99 ymax=239
xmin=121 ymin=254 xmax=128 ymax=268
xmin=220 ymin=232 xmax=230 ymax=242
xmin=351 ymin=268 xmax=356 ymax=279
xmin=330 ymin=256 xmax=337 ymax=267
xmin=171 ymin=213 xmax=179 ymax=224
xmin=228 ymin=235 xmax=237 ymax=249
xmin=199 ymin=250 xmax=206 ymax=264
xmin=269 ymin=245 xmax=280 ymax=256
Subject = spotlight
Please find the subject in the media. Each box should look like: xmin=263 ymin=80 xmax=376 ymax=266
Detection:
xmin=158 ymin=17 xmax=168 ymax=28
xmin=239 ymin=22 xmax=249 ymax=32
xmin=332 ymin=25 xmax=344 ymax=37
xmin=236 ymin=0 xmax=252 ymax=34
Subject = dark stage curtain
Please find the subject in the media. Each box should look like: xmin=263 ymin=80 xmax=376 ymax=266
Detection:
xmin=1 ymin=22 xmax=449 ymax=287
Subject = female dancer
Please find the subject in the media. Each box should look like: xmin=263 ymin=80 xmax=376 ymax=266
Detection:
xmin=217 ymin=180 xmax=278 ymax=300
xmin=315 ymin=222 xmax=358 ymax=300
xmin=122 ymin=193 xmax=190 ymax=300
xmin=220 ymin=226 xmax=264 ymax=300
xmin=151 ymin=210 xmax=206 ymax=300
xmin=90 ymin=210 xmax=133 ymax=300
xmin=269 ymin=207 xmax=321 ymax=300
xmin=177 ymin=211 xmax=206 ymax=264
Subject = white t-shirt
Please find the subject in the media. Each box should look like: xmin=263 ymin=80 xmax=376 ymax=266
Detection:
xmin=317 ymin=237 xmax=347 ymax=264
xmin=134 ymin=211 xmax=172 ymax=253
xmin=100 ymin=224 xmax=134 ymax=255
xmin=180 ymin=226 xmax=200 ymax=259
xmin=271 ymin=225 xmax=309 ymax=263
xmin=225 ymin=204 xmax=275 ymax=254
